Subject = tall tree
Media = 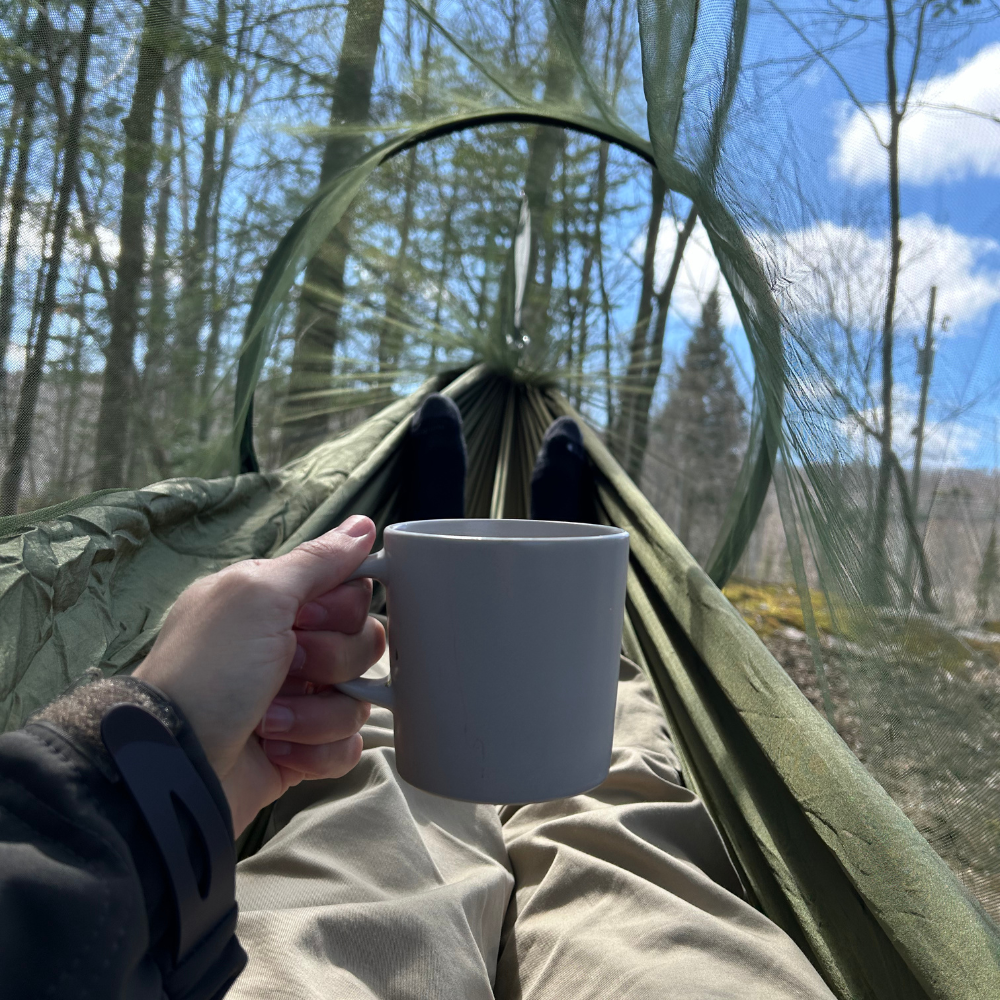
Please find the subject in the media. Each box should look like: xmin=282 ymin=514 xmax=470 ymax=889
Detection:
xmin=519 ymin=0 xmax=589 ymax=347
xmin=611 ymin=170 xmax=664 ymax=471
xmin=172 ymin=0 xmax=228 ymax=423
xmin=769 ymin=0 xmax=971 ymax=604
xmin=618 ymin=201 xmax=698 ymax=482
xmin=92 ymin=0 xmax=172 ymax=489
xmin=281 ymin=0 xmax=386 ymax=461
xmin=646 ymin=289 xmax=747 ymax=563
xmin=868 ymin=0 xmax=908 ymax=605
xmin=0 ymin=2 xmax=32 ymax=229
xmin=376 ymin=8 xmax=436 ymax=384
xmin=0 ymin=28 xmax=38 ymax=390
xmin=1 ymin=0 xmax=97 ymax=514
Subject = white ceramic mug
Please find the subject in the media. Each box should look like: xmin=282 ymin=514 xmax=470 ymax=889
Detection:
xmin=336 ymin=518 xmax=629 ymax=804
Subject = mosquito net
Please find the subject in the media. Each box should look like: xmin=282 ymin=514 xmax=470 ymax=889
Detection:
xmin=1 ymin=0 xmax=998 ymax=948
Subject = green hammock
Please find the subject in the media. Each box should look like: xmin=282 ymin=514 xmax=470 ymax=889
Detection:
xmin=1 ymin=362 xmax=996 ymax=1000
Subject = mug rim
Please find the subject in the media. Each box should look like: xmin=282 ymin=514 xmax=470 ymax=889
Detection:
xmin=386 ymin=518 xmax=628 ymax=542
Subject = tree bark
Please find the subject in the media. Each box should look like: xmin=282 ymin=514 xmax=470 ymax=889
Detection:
xmin=281 ymin=0 xmax=386 ymax=461
xmin=145 ymin=134 xmax=173 ymax=390
xmin=173 ymin=0 xmax=227 ymax=418
xmin=572 ymin=140 xmax=609 ymax=410
xmin=427 ymin=149 xmax=456 ymax=368
xmin=38 ymin=35 xmax=115 ymax=314
xmin=377 ymin=146 xmax=419 ymax=381
xmin=0 ymin=4 xmax=32 ymax=230
xmin=1 ymin=0 xmax=97 ymax=514
xmin=612 ymin=171 xmax=665 ymax=471
xmin=870 ymin=0 xmax=902 ymax=605
xmin=56 ymin=279 xmax=88 ymax=492
xmin=626 ymin=203 xmax=698 ymax=483
xmin=92 ymin=0 xmax=171 ymax=489
xmin=520 ymin=0 xmax=589 ymax=344
xmin=0 ymin=78 xmax=36 ymax=389
xmin=599 ymin=234 xmax=613 ymax=437
xmin=904 ymin=284 xmax=935 ymax=592
xmin=377 ymin=12 xmax=436 ymax=383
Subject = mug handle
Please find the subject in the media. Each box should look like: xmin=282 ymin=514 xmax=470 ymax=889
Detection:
xmin=334 ymin=550 xmax=394 ymax=710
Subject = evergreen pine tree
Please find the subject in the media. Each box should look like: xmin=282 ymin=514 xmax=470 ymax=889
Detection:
xmin=644 ymin=288 xmax=747 ymax=564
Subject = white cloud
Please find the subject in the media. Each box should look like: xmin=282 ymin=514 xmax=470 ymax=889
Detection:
xmin=833 ymin=42 xmax=1000 ymax=185
xmin=0 ymin=203 xmax=122 ymax=283
xmin=651 ymin=217 xmax=740 ymax=327
xmin=645 ymin=213 xmax=999 ymax=337
xmin=838 ymin=385 xmax=982 ymax=469
xmin=764 ymin=214 xmax=1000 ymax=333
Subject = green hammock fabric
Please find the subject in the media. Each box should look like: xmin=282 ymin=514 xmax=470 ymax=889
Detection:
xmin=1 ymin=363 xmax=997 ymax=1000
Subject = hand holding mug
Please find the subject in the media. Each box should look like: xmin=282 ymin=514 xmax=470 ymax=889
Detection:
xmin=134 ymin=515 xmax=385 ymax=835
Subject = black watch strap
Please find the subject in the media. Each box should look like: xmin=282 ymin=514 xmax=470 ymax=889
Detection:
xmin=101 ymin=703 xmax=237 ymax=964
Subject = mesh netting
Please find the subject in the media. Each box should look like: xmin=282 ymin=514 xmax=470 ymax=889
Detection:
xmin=1 ymin=0 xmax=998 ymax=922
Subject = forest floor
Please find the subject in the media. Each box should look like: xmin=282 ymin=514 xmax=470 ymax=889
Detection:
xmin=722 ymin=579 xmax=1000 ymax=924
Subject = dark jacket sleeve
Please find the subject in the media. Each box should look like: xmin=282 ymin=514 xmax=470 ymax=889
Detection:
xmin=0 ymin=676 xmax=246 ymax=1000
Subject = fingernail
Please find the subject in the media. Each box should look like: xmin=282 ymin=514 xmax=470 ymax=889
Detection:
xmin=263 ymin=739 xmax=292 ymax=757
xmin=263 ymin=705 xmax=295 ymax=734
xmin=336 ymin=514 xmax=372 ymax=538
xmin=296 ymin=603 xmax=326 ymax=628
xmin=289 ymin=646 xmax=307 ymax=673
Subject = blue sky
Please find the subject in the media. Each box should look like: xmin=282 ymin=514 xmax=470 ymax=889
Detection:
xmin=645 ymin=6 xmax=1000 ymax=471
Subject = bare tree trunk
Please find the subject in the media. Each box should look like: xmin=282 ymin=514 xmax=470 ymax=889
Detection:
xmin=162 ymin=56 xmax=190 ymax=243
xmin=282 ymin=0 xmax=386 ymax=461
xmin=904 ymin=284 xmax=935 ymax=590
xmin=612 ymin=171 xmax=664 ymax=471
xmin=34 ymin=21 xmax=114 ymax=317
xmin=1 ymin=0 xmax=96 ymax=514
xmin=870 ymin=0 xmax=906 ymax=605
xmin=173 ymin=0 xmax=227 ymax=419
xmin=197 ymin=5 xmax=258 ymax=446
xmin=427 ymin=150 xmax=456 ymax=368
xmin=123 ymin=119 xmax=174 ymax=487
xmin=0 ymin=4 xmax=32 ymax=229
xmin=197 ymin=242 xmax=233 ymax=442
xmin=377 ymin=146 xmax=419 ymax=381
xmin=56 ymin=280 xmax=87 ymax=491
xmin=378 ymin=11 xmax=436 ymax=383
xmin=145 ymin=135 xmax=172 ymax=388
xmin=573 ymin=140 xmax=609 ymax=410
xmin=0 ymin=78 xmax=36 ymax=389
xmin=626 ymin=203 xmax=697 ymax=483
xmin=520 ymin=0 xmax=589 ymax=343
xmin=599 ymin=239 xmax=613 ymax=437
xmin=92 ymin=0 xmax=171 ymax=489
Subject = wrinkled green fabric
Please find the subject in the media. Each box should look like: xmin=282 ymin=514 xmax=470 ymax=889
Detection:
xmin=2 ymin=366 xmax=998 ymax=1000
xmin=0 ymin=371 xmax=461 ymax=731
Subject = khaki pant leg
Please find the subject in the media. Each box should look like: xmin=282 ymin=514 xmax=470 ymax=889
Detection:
xmin=231 ymin=703 xmax=514 ymax=1000
xmin=494 ymin=657 xmax=835 ymax=1000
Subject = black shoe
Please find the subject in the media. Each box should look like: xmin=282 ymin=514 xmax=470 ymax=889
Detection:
xmin=530 ymin=416 xmax=594 ymax=523
xmin=400 ymin=393 xmax=466 ymax=520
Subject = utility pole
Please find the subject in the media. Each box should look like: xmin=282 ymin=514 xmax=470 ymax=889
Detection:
xmin=905 ymin=285 xmax=936 ymax=593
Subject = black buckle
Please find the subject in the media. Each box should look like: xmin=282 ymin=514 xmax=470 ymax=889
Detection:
xmin=101 ymin=704 xmax=236 ymax=964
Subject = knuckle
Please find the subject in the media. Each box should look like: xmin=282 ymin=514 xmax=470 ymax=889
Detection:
xmin=353 ymin=699 xmax=371 ymax=729
xmin=296 ymin=538 xmax=345 ymax=575
xmin=216 ymin=561 xmax=268 ymax=597
xmin=367 ymin=616 xmax=385 ymax=647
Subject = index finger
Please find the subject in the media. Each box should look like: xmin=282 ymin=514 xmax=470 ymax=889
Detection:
xmin=268 ymin=515 xmax=376 ymax=605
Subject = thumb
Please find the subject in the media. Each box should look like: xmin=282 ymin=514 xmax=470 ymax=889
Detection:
xmin=269 ymin=515 xmax=376 ymax=604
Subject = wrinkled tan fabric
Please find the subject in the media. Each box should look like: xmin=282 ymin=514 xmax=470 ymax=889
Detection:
xmin=231 ymin=655 xmax=835 ymax=1000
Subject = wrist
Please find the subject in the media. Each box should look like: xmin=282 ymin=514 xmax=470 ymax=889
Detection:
xmin=31 ymin=675 xmax=182 ymax=780
xmin=28 ymin=677 xmax=246 ymax=989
